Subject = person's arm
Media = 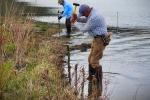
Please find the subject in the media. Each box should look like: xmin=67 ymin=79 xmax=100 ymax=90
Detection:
xmin=58 ymin=5 xmax=69 ymax=20
xmin=76 ymin=14 xmax=87 ymax=23
xmin=75 ymin=18 xmax=93 ymax=33
xmin=77 ymin=17 xmax=87 ymax=23
xmin=61 ymin=5 xmax=69 ymax=17
xmin=72 ymin=14 xmax=94 ymax=32
xmin=80 ymin=20 xmax=92 ymax=32
xmin=71 ymin=14 xmax=87 ymax=24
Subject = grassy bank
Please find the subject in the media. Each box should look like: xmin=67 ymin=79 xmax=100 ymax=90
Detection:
xmin=0 ymin=19 xmax=77 ymax=100
xmin=0 ymin=1 xmax=77 ymax=99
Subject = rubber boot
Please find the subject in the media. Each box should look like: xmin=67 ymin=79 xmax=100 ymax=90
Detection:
xmin=87 ymin=64 xmax=95 ymax=97
xmin=87 ymin=64 xmax=96 ymax=81
xmin=95 ymin=65 xmax=103 ymax=96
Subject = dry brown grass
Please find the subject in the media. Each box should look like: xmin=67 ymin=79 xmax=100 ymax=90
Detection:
xmin=1 ymin=16 xmax=78 ymax=99
xmin=7 ymin=17 xmax=33 ymax=68
xmin=0 ymin=0 xmax=78 ymax=99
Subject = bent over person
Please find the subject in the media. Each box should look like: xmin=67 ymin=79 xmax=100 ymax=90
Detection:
xmin=58 ymin=0 xmax=73 ymax=37
xmin=71 ymin=4 xmax=111 ymax=97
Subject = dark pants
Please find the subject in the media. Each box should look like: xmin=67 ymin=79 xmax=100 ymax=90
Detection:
xmin=89 ymin=64 xmax=103 ymax=86
xmin=65 ymin=17 xmax=71 ymax=37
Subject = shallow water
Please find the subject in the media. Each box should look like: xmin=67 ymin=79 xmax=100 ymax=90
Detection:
xmin=18 ymin=0 xmax=150 ymax=28
xmin=61 ymin=28 xmax=150 ymax=100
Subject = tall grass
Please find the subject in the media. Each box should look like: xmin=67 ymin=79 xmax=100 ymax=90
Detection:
xmin=7 ymin=17 xmax=33 ymax=68
xmin=1 ymin=0 xmax=33 ymax=67
xmin=0 ymin=0 xmax=79 ymax=99
xmin=0 ymin=0 xmax=33 ymax=99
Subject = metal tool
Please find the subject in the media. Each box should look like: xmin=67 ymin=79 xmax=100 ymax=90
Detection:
xmin=72 ymin=3 xmax=80 ymax=24
xmin=58 ymin=10 xmax=61 ymax=37
xmin=73 ymin=3 xmax=80 ymax=14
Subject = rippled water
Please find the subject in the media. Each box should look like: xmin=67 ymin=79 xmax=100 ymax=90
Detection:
xmin=62 ymin=28 xmax=150 ymax=100
xmin=102 ymin=29 xmax=150 ymax=100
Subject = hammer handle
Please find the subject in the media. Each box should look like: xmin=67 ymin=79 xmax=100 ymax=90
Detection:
xmin=74 ymin=6 xmax=77 ymax=14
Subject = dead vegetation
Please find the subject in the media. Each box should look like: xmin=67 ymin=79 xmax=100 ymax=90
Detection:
xmin=0 ymin=0 xmax=78 ymax=99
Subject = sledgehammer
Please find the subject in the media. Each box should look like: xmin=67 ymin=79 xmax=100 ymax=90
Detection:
xmin=73 ymin=3 xmax=80 ymax=14
xmin=72 ymin=3 xmax=80 ymax=23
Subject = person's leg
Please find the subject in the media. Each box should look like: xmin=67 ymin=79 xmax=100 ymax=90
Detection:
xmin=65 ymin=17 xmax=71 ymax=37
xmin=88 ymin=41 xmax=95 ymax=96
xmin=89 ymin=38 xmax=105 ymax=69
xmin=88 ymin=41 xmax=96 ymax=81
xmin=89 ymin=38 xmax=105 ymax=96
xmin=95 ymin=65 xmax=103 ymax=96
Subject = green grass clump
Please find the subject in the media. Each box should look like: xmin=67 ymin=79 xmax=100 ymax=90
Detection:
xmin=3 ymin=42 xmax=16 ymax=58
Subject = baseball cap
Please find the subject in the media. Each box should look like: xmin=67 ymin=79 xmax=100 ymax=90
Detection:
xmin=79 ymin=4 xmax=90 ymax=16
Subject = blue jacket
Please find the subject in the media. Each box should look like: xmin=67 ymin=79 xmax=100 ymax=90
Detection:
xmin=61 ymin=0 xmax=73 ymax=19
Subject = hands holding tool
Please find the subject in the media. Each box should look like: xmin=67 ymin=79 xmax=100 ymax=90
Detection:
xmin=58 ymin=11 xmax=64 ymax=20
xmin=58 ymin=15 xmax=62 ymax=20
xmin=71 ymin=3 xmax=80 ymax=24
xmin=71 ymin=13 xmax=77 ymax=23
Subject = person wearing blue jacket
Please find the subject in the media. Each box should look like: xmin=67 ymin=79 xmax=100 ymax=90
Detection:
xmin=58 ymin=0 xmax=73 ymax=37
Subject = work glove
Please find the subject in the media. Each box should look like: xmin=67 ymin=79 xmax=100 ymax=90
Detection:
xmin=58 ymin=15 xmax=62 ymax=20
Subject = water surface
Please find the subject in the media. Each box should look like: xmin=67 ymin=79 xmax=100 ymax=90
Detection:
xmin=18 ymin=0 xmax=150 ymax=28
xmin=63 ymin=28 xmax=150 ymax=100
